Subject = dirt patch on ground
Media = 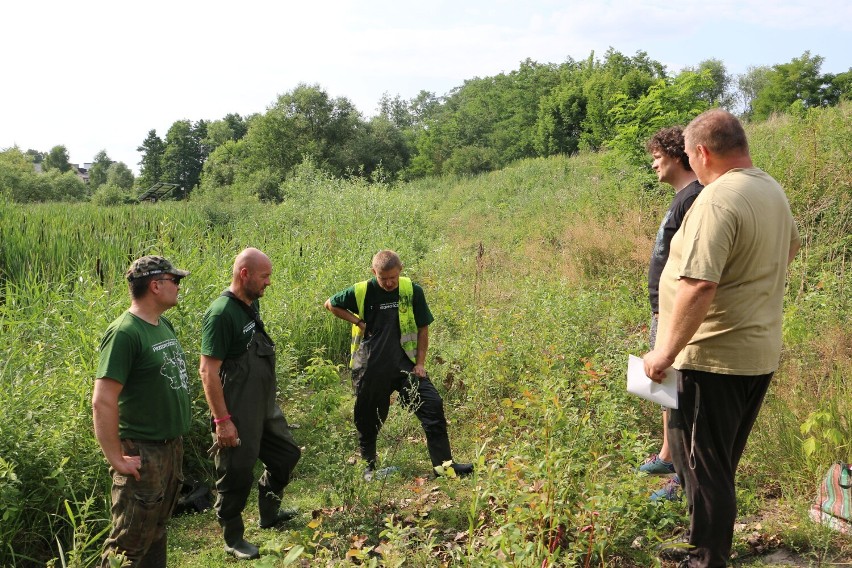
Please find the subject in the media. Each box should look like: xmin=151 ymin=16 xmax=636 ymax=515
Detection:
xmin=759 ymin=549 xmax=811 ymax=566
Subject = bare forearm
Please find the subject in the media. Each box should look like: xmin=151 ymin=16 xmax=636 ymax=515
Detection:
xmin=324 ymin=300 xmax=360 ymax=324
xmin=199 ymin=357 xmax=229 ymax=419
xmin=788 ymin=241 xmax=800 ymax=265
xmin=93 ymin=400 xmax=123 ymax=467
xmin=415 ymin=326 xmax=429 ymax=368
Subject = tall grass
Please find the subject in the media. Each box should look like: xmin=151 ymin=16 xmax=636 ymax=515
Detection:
xmin=1 ymin=102 xmax=850 ymax=566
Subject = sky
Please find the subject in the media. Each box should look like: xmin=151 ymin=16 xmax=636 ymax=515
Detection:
xmin=2 ymin=0 xmax=850 ymax=175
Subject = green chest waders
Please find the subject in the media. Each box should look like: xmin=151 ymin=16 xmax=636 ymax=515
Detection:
xmin=214 ymin=331 xmax=301 ymax=533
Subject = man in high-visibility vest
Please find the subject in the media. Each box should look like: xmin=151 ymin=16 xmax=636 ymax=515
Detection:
xmin=325 ymin=250 xmax=472 ymax=481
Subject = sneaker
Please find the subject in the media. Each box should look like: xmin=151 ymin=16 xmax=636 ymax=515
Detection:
xmin=638 ymin=453 xmax=676 ymax=475
xmin=650 ymin=475 xmax=681 ymax=502
xmin=434 ymin=462 xmax=474 ymax=477
xmin=657 ymin=529 xmax=691 ymax=561
xmin=364 ymin=465 xmax=399 ymax=481
xmin=450 ymin=462 xmax=474 ymax=476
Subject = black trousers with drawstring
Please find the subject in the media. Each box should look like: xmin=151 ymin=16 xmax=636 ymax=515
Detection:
xmin=668 ymin=369 xmax=772 ymax=568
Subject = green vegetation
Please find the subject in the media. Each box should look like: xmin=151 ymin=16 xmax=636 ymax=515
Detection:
xmin=3 ymin=50 xmax=850 ymax=206
xmin=1 ymin=102 xmax=850 ymax=567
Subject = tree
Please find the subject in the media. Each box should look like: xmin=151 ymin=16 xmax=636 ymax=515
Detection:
xmin=737 ymin=66 xmax=772 ymax=119
xmin=161 ymin=120 xmax=206 ymax=197
xmin=43 ymin=145 xmax=71 ymax=173
xmin=823 ymin=69 xmax=852 ymax=103
xmin=106 ymin=162 xmax=134 ymax=190
xmin=580 ymin=49 xmax=666 ymax=151
xmin=377 ymin=93 xmax=415 ymax=129
xmin=137 ymin=130 xmax=165 ymax=190
xmin=750 ymin=52 xmax=834 ymax=120
xmin=204 ymin=121 xmax=233 ymax=150
xmin=0 ymin=148 xmax=85 ymax=202
xmin=608 ymin=70 xmax=714 ymax=165
xmin=535 ymin=66 xmax=587 ymax=156
xmin=243 ymin=83 xmax=362 ymax=179
xmin=223 ymin=113 xmax=249 ymax=140
xmin=340 ymin=115 xmax=410 ymax=180
xmin=48 ymin=170 xmax=88 ymax=201
xmin=88 ymin=150 xmax=113 ymax=190
xmin=0 ymin=148 xmax=38 ymax=201
xmin=91 ymin=183 xmax=136 ymax=206
xmin=683 ymin=59 xmax=735 ymax=109
xmin=408 ymin=91 xmax=442 ymax=127
xmin=24 ymin=149 xmax=44 ymax=164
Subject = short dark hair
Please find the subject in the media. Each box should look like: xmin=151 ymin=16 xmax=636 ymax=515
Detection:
xmin=128 ymin=275 xmax=155 ymax=299
xmin=646 ymin=126 xmax=691 ymax=171
xmin=684 ymin=109 xmax=749 ymax=156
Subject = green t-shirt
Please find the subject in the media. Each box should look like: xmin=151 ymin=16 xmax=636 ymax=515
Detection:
xmin=96 ymin=311 xmax=191 ymax=440
xmin=201 ymin=293 xmax=260 ymax=361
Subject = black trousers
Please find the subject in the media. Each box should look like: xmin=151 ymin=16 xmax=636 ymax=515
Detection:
xmin=354 ymin=370 xmax=452 ymax=467
xmin=668 ymin=369 xmax=772 ymax=568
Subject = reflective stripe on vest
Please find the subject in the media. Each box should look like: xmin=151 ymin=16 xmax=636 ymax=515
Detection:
xmin=350 ymin=277 xmax=418 ymax=367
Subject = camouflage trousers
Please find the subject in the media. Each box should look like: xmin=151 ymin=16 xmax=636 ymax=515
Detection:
xmin=101 ymin=437 xmax=183 ymax=568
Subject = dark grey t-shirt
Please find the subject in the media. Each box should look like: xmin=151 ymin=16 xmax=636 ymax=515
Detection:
xmin=648 ymin=180 xmax=703 ymax=313
xmin=329 ymin=278 xmax=433 ymax=377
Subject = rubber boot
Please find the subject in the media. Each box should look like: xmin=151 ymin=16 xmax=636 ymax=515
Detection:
xmin=258 ymin=487 xmax=298 ymax=529
xmin=222 ymin=516 xmax=259 ymax=560
xmin=139 ymin=534 xmax=167 ymax=568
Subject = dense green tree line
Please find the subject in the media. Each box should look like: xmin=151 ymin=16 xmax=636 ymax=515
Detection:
xmin=2 ymin=49 xmax=848 ymax=204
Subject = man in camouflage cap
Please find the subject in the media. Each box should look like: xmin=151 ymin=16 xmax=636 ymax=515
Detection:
xmin=125 ymin=255 xmax=190 ymax=281
xmin=92 ymin=255 xmax=191 ymax=567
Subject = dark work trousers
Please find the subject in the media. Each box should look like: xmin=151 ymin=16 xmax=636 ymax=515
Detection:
xmin=354 ymin=370 xmax=452 ymax=467
xmin=213 ymin=332 xmax=301 ymax=523
xmin=101 ymin=438 xmax=183 ymax=568
xmin=668 ymin=369 xmax=772 ymax=568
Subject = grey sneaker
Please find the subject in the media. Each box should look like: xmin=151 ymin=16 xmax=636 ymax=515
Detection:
xmin=364 ymin=465 xmax=399 ymax=481
xmin=650 ymin=475 xmax=681 ymax=502
xmin=638 ymin=453 xmax=676 ymax=475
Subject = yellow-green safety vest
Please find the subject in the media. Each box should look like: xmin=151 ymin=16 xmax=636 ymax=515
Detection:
xmin=350 ymin=277 xmax=418 ymax=367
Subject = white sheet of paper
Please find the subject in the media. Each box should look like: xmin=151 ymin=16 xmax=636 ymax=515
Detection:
xmin=626 ymin=354 xmax=678 ymax=409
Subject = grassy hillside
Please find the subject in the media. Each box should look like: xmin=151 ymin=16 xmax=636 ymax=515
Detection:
xmin=0 ymin=104 xmax=850 ymax=567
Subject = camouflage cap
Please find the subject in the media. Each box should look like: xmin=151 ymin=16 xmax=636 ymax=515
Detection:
xmin=125 ymin=255 xmax=190 ymax=281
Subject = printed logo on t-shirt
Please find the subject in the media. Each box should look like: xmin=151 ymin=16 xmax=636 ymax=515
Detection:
xmin=652 ymin=211 xmax=672 ymax=259
xmin=379 ymin=301 xmax=398 ymax=311
xmin=153 ymin=338 xmax=189 ymax=391
xmin=243 ymin=320 xmax=256 ymax=350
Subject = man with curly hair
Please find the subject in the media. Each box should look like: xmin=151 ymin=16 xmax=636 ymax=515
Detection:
xmin=638 ymin=127 xmax=703 ymax=502
xmin=644 ymin=110 xmax=800 ymax=567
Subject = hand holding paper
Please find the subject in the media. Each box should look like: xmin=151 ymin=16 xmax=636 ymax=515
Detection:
xmin=626 ymin=355 xmax=678 ymax=409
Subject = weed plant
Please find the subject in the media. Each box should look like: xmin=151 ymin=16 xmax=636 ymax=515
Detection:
xmin=1 ymin=102 xmax=850 ymax=566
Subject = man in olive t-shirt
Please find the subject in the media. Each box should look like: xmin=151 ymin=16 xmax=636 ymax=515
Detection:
xmin=92 ymin=256 xmax=190 ymax=568
xmin=644 ymin=110 xmax=800 ymax=568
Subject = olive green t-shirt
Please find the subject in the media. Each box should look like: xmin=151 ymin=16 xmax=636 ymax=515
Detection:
xmin=201 ymin=293 xmax=260 ymax=361
xmin=96 ymin=311 xmax=191 ymax=440
xmin=659 ymin=168 xmax=800 ymax=375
